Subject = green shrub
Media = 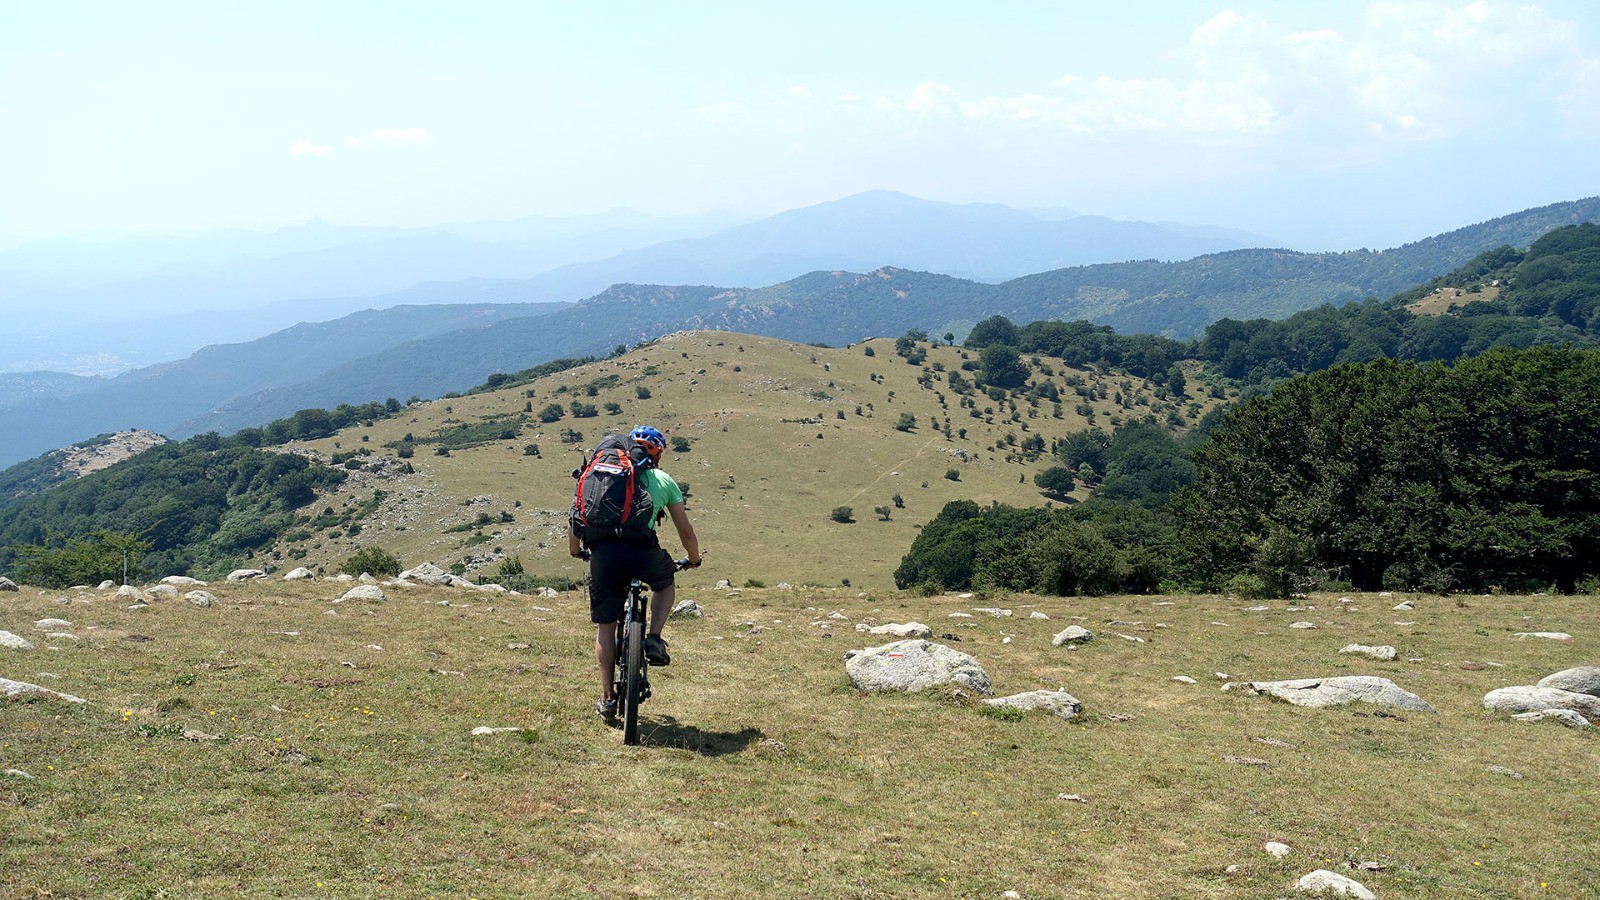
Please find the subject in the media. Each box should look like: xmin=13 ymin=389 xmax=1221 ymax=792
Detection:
xmin=341 ymin=547 xmax=402 ymax=577
xmin=830 ymin=506 xmax=854 ymax=524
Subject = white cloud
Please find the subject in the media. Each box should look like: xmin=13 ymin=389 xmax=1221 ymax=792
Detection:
xmin=788 ymin=85 xmax=813 ymax=99
xmin=288 ymin=140 xmax=332 ymax=158
xmin=906 ymin=81 xmax=959 ymax=115
xmin=370 ymin=127 xmax=430 ymax=144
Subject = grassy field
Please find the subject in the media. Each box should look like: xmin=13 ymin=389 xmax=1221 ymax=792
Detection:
xmin=3 ymin=579 xmax=1595 ymax=898
xmin=265 ymin=331 xmax=1223 ymax=590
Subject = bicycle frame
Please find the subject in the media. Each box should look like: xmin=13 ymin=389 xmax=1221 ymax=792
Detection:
xmin=613 ymin=578 xmax=651 ymax=745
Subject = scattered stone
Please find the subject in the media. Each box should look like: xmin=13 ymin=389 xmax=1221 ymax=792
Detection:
xmin=845 ymin=639 xmax=991 ymax=694
xmin=757 ymin=738 xmax=787 ymax=754
xmin=1289 ymin=621 xmax=1317 ymax=629
xmin=337 ymin=585 xmax=387 ymax=603
xmin=0 ymin=577 xmax=17 ymax=592
xmin=160 ymin=576 xmax=206 ymax=586
xmin=283 ymin=567 xmax=315 ymax=581
xmin=1392 ymin=600 xmax=1415 ymax=611
xmin=1293 ymin=870 xmax=1376 ymax=899
xmin=1172 ymin=676 xmax=1198 ymax=684
xmin=715 ymin=580 xmax=732 ymax=589
xmin=146 ymin=585 xmax=179 ymax=600
xmin=1216 ymin=672 xmax=1231 ymax=680
xmin=537 ymin=587 xmax=559 ymax=598
xmin=1510 ymin=709 xmax=1592 ymax=728
xmin=1002 ymin=891 xmax=1022 ymax=900
xmin=775 ymin=583 xmax=793 ymax=590
xmin=1244 ymin=604 xmax=1270 ymax=611
xmin=227 ymin=569 xmax=267 ymax=581
xmin=949 ymin=612 xmax=974 ymax=618
xmin=34 ymin=619 xmax=72 ymax=630
xmin=972 ymin=607 xmax=1013 ymax=618
xmin=1482 ymin=686 xmax=1600 ymax=722
xmin=507 ymin=642 xmax=529 ymax=650
xmin=182 ymin=729 xmax=222 ymax=742
xmin=0 ymin=676 xmax=86 ymax=703
xmin=470 ymin=726 xmax=523 ymax=736
xmin=1339 ymin=644 xmax=1399 ymax=661
xmin=1223 ymin=755 xmax=1270 ymax=768
xmin=185 ymin=590 xmax=217 ymax=607
xmin=358 ymin=572 xmax=379 ymax=584
xmin=1224 ymin=864 xmax=1241 ymax=875
xmin=397 ymin=563 xmax=453 ymax=586
xmin=1029 ymin=611 xmax=1050 ymax=620
xmin=671 ymin=599 xmax=703 ymax=619
xmin=124 ymin=634 xmax=153 ymax=643
xmin=1057 ymin=793 xmax=1089 ymax=803
xmin=957 ymin=592 xmax=974 ymax=599
xmin=1052 ymin=626 xmax=1095 ymax=646
xmin=1254 ymin=736 xmax=1296 ymax=748
xmin=1487 ymin=764 xmax=1523 ymax=778
xmin=114 ymin=585 xmax=143 ymax=602
xmin=1514 ymin=632 xmax=1571 ymax=641
xmin=982 ymin=689 xmax=1083 ymax=721
xmin=0 ymin=631 xmax=34 ymax=650
xmin=1264 ymin=841 xmax=1292 ymax=858
xmin=332 ymin=574 xmax=354 ymax=582
xmin=2 ymin=768 xmax=35 ymax=779
xmin=826 ymin=612 xmax=848 ymax=620
xmin=856 ymin=622 xmax=933 ymax=639
xmin=98 ymin=580 xmax=116 ymax=590
xmin=1115 ymin=633 xmax=1146 ymax=643
xmin=1537 ymin=666 xmax=1600 ymax=697
xmin=1230 ymin=676 xmax=1437 ymax=713
xmin=45 ymin=633 xmax=77 ymax=642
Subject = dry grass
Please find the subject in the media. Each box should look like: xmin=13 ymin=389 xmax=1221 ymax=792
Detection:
xmin=272 ymin=331 xmax=1224 ymax=590
xmin=3 ymin=579 xmax=1596 ymax=898
xmin=1405 ymin=285 xmax=1501 ymax=317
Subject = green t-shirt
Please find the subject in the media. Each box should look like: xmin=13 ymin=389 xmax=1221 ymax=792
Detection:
xmin=640 ymin=467 xmax=683 ymax=530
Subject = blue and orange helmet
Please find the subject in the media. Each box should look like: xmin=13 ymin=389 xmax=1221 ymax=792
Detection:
xmin=629 ymin=425 xmax=666 ymax=462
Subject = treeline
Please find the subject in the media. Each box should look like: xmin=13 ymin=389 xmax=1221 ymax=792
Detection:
xmin=898 ymin=346 xmax=1600 ymax=596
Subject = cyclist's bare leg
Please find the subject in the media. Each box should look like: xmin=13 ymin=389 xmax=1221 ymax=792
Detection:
xmin=595 ymin=623 xmax=618 ymax=700
xmin=650 ymin=584 xmax=673 ymax=637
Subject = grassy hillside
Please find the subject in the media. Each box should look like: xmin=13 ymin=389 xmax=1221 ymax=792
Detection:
xmin=2 ymin=579 xmax=1593 ymax=897
xmin=266 ymin=331 xmax=1223 ymax=590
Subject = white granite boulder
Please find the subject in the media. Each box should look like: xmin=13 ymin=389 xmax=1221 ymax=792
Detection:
xmin=98 ymin=580 xmax=117 ymax=590
xmin=671 ymin=599 xmax=703 ymax=618
xmin=114 ymin=584 xmax=144 ymax=602
xmin=146 ymin=584 xmax=179 ymax=600
xmin=398 ymin=562 xmax=453 ymax=586
xmin=1294 ymin=869 xmax=1375 ymax=899
xmin=856 ymin=621 xmax=933 ymax=639
xmin=227 ymin=569 xmax=267 ymax=582
xmin=982 ymin=690 xmax=1083 ymax=721
xmin=185 ymin=590 xmax=217 ymax=608
xmin=160 ymin=575 xmax=206 ymax=586
xmin=34 ymin=619 xmax=72 ymax=630
xmin=1230 ymin=676 xmax=1436 ymax=713
xmin=1 ymin=677 xmax=85 ymax=703
xmin=0 ymin=576 xmax=18 ymax=591
xmin=338 ymin=585 xmax=388 ymax=603
xmin=1511 ymin=709 xmax=1592 ymax=728
xmin=1339 ymin=644 xmax=1398 ymax=661
xmin=1536 ymin=666 xmax=1600 ymax=697
xmin=845 ymin=640 xmax=991 ymax=694
xmin=1052 ymin=625 xmax=1095 ymax=646
xmin=284 ymin=567 xmax=315 ymax=581
xmin=0 ymin=631 xmax=34 ymax=650
xmin=1514 ymin=632 xmax=1571 ymax=640
xmin=1482 ymin=685 xmax=1600 ymax=723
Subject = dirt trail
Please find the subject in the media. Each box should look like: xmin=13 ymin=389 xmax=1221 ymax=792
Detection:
xmin=844 ymin=436 xmax=945 ymax=505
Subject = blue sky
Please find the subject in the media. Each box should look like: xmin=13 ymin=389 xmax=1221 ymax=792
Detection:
xmin=4 ymin=0 xmax=1599 ymax=250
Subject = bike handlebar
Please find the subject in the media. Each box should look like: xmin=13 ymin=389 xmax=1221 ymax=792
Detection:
xmin=573 ymin=550 xmax=701 ymax=570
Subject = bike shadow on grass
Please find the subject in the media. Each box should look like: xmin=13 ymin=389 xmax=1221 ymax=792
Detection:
xmin=629 ymin=715 xmax=765 ymax=756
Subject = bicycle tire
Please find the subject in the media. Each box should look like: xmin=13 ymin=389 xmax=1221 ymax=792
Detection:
xmin=621 ymin=617 xmax=645 ymax=745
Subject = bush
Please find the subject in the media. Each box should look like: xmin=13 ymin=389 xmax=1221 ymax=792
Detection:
xmin=831 ymin=506 xmax=855 ymax=524
xmin=341 ymin=546 xmax=401 ymax=577
xmin=945 ymin=468 xmax=961 ymax=481
xmin=743 ymin=578 xmax=765 ymax=588
xmin=670 ymin=436 xmax=692 ymax=453
xmin=1222 ymin=574 xmax=1270 ymax=601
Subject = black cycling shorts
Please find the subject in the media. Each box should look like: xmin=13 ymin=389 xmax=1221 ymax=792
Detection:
xmin=588 ymin=539 xmax=676 ymax=624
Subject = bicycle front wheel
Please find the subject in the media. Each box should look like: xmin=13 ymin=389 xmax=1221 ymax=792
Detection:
xmin=621 ymin=618 xmax=644 ymax=745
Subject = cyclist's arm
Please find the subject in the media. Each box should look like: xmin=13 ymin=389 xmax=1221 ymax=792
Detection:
xmin=666 ymin=502 xmax=700 ymax=566
xmin=568 ymin=531 xmax=584 ymax=558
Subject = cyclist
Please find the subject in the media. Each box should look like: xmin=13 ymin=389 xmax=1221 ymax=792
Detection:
xmin=569 ymin=424 xmax=701 ymax=719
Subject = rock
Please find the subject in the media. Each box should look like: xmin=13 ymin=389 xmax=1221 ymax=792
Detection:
xmin=332 ymin=574 xmax=355 ymax=582
xmin=182 ymin=729 xmax=222 ymax=742
xmin=0 ymin=676 xmax=86 ymax=703
xmin=1392 ymin=600 xmax=1415 ymax=610
xmin=337 ymin=585 xmax=388 ymax=603
xmin=358 ymin=572 xmax=378 ymax=584
xmin=45 ymin=633 xmax=77 ymax=642
xmin=0 ymin=631 xmax=35 ymax=650
xmin=1482 ymin=686 xmax=1600 ymax=722
xmin=537 ymin=587 xmax=559 ymax=598
xmin=845 ymin=640 xmax=991 ymax=694
xmin=1052 ymin=626 xmax=1095 ymax=646
xmin=33 ymin=619 xmax=72 ymax=630
xmin=1536 ymin=666 xmax=1600 ymax=697
xmin=948 ymin=612 xmax=973 ymax=618
xmin=1172 ymin=676 xmax=1198 ymax=684
xmin=1339 ymin=644 xmax=1399 ymax=661
xmin=160 ymin=576 xmax=206 ymax=586
xmin=1232 ymin=676 xmax=1437 ymax=713
xmin=3 ymin=768 xmax=35 ymax=779
xmin=1057 ymin=793 xmax=1089 ymax=803
xmin=1510 ymin=709 xmax=1592 ymax=728
xmin=1514 ymin=632 xmax=1571 ymax=640
xmin=1029 ymin=611 xmax=1050 ymax=620
xmin=1289 ymin=621 xmax=1317 ymax=629
xmin=114 ymin=584 xmax=143 ymax=602
xmin=757 ymin=738 xmax=788 ymax=754
xmin=671 ymin=599 xmax=703 ymax=619
xmin=1265 ymin=842 xmax=1293 ymax=858
xmin=982 ymin=689 xmax=1083 ymax=720
xmin=227 ymin=569 xmax=267 ymax=581
xmin=98 ymin=580 xmax=116 ymax=590
xmin=399 ymin=563 xmax=453 ymax=586
xmin=283 ymin=567 xmax=315 ymax=581
xmin=1223 ymin=755 xmax=1270 ymax=768
xmin=775 ymin=583 xmax=792 ymax=590
xmin=185 ymin=590 xmax=216 ymax=608
xmin=856 ymin=622 xmax=933 ymax=639
xmin=715 ymin=580 xmax=732 ymax=589
xmin=470 ymin=726 xmax=523 ymax=736
xmin=475 ymin=582 xmax=509 ymax=594
xmin=1487 ymin=764 xmax=1523 ymax=778
xmin=972 ymin=607 xmax=1013 ymax=617
xmin=1293 ymin=869 xmax=1375 ymax=899
xmin=146 ymin=584 xmax=179 ymax=600
xmin=1116 ymin=633 xmax=1146 ymax=643
xmin=445 ymin=575 xmax=475 ymax=588
xmin=0 ymin=576 xmax=17 ymax=591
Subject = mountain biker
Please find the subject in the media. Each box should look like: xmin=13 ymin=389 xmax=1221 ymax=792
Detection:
xmin=569 ymin=424 xmax=701 ymax=719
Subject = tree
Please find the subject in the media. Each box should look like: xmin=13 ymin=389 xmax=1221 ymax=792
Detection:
xmin=341 ymin=546 xmax=401 ymax=577
xmin=831 ymin=506 xmax=855 ymax=523
xmin=892 ymin=493 xmax=904 ymax=509
xmin=1033 ymin=466 xmax=1076 ymax=499
xmin=945 ymin=468 xmax=961 ymax=481
xmin=874 ymin=505 xmax=892 ymax=521
xmin=636 ymin=386 xmax=652 ymax=400
xmin=894 ymin=413 xmax=917 ymax=432
xmin=979 ymin=344 xmax=1030 ymax=389
xmin=538 ymin=403 xmax=565 ymax=423
xmin=670 ymin=436 xmax=692 ymax=453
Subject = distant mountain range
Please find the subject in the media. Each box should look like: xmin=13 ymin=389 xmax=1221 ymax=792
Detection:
xmin=1 ymin=192 xmax=1266 ymax=375
xmin=2 ymin=194 xmax=1596 ymax=469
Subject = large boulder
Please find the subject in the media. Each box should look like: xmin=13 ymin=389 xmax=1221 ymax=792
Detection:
xmin=146 ymin=585 xmax=179 ymax=600
xmin=856 ymin=622 xmax=933 ymax=639
xmin=1294 ymin=869 xmax=1375 ymax=899
xmin=338 ymin=585 xmax=388 ymax=603
xmin=671 ymin=599 xmax=703 ymax=618
xmin=399 ymin=563 xmax=453 ymax=586
xmin=227 ymin=569 xmax=267 ymax=582
xmin=1052 ymin=625 xmax=1095 ymax=646
xmin=0 ymin=576 xmax=18 ymax=591
xmin=1230 ymin=676 xmax=1437 ymax=713
xmin=0 ymin=632 xmax=34 ymax=650
xmin=114 ymin=585 xmax=145 ymax=602
xmin=982 ymin=690 xmax=1084 ymax=721
xmin=1482 ymin=686 xmax=1600 ymax=723
xmin=845 ymin=640 xmax=991 ymax=694
xmin=283 ymin=567 xmax=315 ymax=581
xmin=159 ymin=576 xmax=206 ymax=586
xmin=1 ymin=677 xmax=85 ymax=703
xmin=1536 ymin=666 xmax=1600 ymax=697
xmin=1339 ymin=644 xmax=1398 ymax=661
xmin=185 ymin=590 xmax=217 ymax=608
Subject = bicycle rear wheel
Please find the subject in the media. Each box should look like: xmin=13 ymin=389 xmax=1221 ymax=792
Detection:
xmin=621 ymin=617 xmax=645 ymax=745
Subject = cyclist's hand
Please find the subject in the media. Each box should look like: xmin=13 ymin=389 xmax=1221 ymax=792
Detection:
xmin=573 ymin=549 xmax=591 ymax=561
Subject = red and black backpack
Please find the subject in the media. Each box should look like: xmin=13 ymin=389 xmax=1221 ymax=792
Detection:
xmin=570 ymin=434 xmax=656 ymax=544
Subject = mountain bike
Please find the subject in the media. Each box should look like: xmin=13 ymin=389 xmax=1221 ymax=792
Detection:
xmin=607 ymin=557 xmax=696 ymax=745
